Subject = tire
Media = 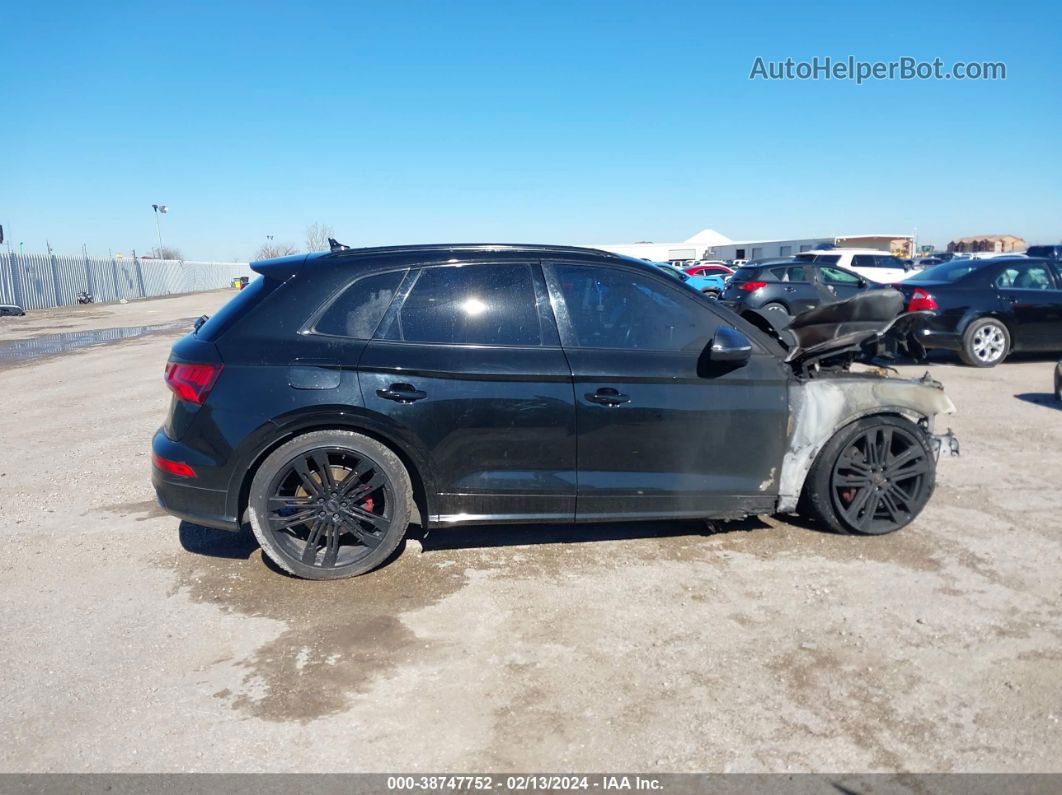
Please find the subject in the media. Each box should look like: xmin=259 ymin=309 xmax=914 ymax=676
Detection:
xmin=959 ymin=317 xmax=1010 ymax=367
xmin=802 ymin=415 xmax=935 ymax=536
xmin=761 ymin=302 xmax=788 ymax=315
xmin=701 ymin=288 xmax=721 ymax=299
xmin=247 ymin=430 xmax=413 ymax=580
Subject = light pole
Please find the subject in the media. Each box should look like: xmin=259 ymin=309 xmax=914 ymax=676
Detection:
xmin=151 ymin=204 xmax=168 ymax=258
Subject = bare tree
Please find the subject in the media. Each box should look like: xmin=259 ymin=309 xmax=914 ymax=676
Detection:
xmin=154 ymin=246 xmax=183 ymax=260
xmin=305 ymin=222 xmax=336 ymax=252
xmin=254 ymin=241 xmax=297 ymax=260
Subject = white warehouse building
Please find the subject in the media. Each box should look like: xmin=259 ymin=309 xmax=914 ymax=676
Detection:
xmin=589 ymin=229 xmax=914 ymax=263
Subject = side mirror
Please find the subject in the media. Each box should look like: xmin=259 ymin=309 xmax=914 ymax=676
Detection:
xmin=709 ymin=326 xmax=752 ymax=364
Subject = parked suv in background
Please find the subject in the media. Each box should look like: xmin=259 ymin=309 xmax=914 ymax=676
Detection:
xmin=796 ymin=248 xmax=914 ymax=283
xmin=153 ymin=244 xmax=956 ymax=580
xmin=721 ymin=259 xmax=874 ymax=315
xmin=1026 ymin=245 xmax=1062 ymax=260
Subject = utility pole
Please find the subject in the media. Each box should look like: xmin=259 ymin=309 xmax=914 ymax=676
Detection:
xmin=152 ymin=204 xmax=168 ymax=258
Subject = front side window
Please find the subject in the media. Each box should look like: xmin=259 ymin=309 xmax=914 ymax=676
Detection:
xmin=995 ymin=263 xmax=1054 ymax=290
xmin=814 ymin=254 xmax=841 ymax=265
xmin=552 ymin=264 xmax=717 ymax=351
xmin=315 ymin=270 xmax=406 ymax=338
xmin=386 ymin=263 xmax=542 ymax=346
xmin=851 ymin=254 xmax=877 ymax=268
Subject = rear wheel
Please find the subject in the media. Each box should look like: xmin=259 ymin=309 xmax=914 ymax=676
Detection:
xmin=959 ymin=317 xmax=1010 ymax=367
xmin=248 ymin=430 xmax=412 ymax=579
xmin=761 ymin=301 xmax=788 ymax=315
xmin=803 ymin=415 xmax=935 ymax=535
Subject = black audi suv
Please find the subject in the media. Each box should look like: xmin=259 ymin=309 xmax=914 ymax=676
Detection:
xmin=153 ymin=244 xmax=956 ymax=579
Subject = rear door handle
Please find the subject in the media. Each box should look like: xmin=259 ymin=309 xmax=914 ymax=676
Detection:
xmin=783 ymin=286 xmax=797 ymax=292
xmin=586 ymin=387 xmax=631 ymax=406
xmin=376 ymin=383 xmax=427 ymax=403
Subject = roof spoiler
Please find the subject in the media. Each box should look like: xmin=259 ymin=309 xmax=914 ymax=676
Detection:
xmin=249 ymin=253 xmax=310 ymax=279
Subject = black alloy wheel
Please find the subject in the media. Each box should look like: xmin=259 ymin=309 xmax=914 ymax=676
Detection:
xmin=248 ymin=431 xmax=412 ymax=579
xmin=804 ymin=416 xmax=935 ymax=535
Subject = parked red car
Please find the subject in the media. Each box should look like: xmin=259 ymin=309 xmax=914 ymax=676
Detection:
xmin=685 ymin=263 xmax=734 ymax=278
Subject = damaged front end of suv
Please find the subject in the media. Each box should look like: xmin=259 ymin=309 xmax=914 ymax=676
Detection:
xmin=745 ymin=289 xmax=959 ymax=534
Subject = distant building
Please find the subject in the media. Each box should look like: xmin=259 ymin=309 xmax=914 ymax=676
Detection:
xmin=948 ymin=234 xmax=1025 ymax=254
xmin=591 ymin=229 xmax=915 ymax=263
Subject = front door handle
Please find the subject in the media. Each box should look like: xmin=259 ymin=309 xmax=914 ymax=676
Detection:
xmin=783 ymin=286 xmax=797 ymax=292
xmin=586 ymin=387 xmax=631 ymax=406
xmin=376 ymin=383 xmax=427 ymax=403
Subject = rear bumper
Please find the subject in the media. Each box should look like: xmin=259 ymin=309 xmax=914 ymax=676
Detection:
xmin=152 ymin=429 xmax=240 ymax=531
xmin=913 ymin=319 xmax=963 ymax=352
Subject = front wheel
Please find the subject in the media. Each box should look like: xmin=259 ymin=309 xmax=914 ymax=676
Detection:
xmin=248 ymin=430 xmax=413 ymax=579
xmin=959 ymin=317 xmax=1010 ymax=367
xmin=802 ymin=415 xmax=935 ymax=535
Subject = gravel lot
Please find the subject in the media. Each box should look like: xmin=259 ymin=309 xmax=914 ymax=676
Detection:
xmin=0 ymin=290 xmax=1060 ymax=773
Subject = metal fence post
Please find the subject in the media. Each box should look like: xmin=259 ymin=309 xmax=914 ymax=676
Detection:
xmin=49 ymin=251 xmax=63 ymax=307
xmin=133 ymin=254 xmax=147 ymax=297
xmin=85 ymin=252 xmax=96 ymax=298
xmin=10 ymin=252 xmax=25 ymax=309
xmin=111 ymin=257 xmax=122 ymax=299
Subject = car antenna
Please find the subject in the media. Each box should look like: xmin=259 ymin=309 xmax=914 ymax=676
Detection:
xmin=328 ymin=237 xmax=350 ymax=253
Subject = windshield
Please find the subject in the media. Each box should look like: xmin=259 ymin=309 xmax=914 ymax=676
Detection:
xmin=906 ymin=259 xmax=981 ymax=283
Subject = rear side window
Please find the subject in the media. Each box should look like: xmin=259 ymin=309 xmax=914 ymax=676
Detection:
xmin=315 ymin=270 xmax=405 ymax=338
xmin=768 ymin=266 xmax=807 ymax=282
xmin=820 ymin=266 xmax=861 ymax=284
xmin=386 ymin=263 xmax=542 ymax=346
xmin=995 ymin=262 xmax=1054 ymax=290
xmin=814 ymin=254 xmax=840 ymax=265
xmin=196 ymin=276 xmax=277 ymax=341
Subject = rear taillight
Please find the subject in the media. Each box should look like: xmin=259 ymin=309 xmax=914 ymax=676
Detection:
xmin=164 ymin=361 xmax=223 ymax=405
xmin=907 ymin=287 xmax=939 ymax=312
xmin=153 ymin=453 xmax=197 ymax=478
xmin=738 ymin=281 xmax=768 ymax=292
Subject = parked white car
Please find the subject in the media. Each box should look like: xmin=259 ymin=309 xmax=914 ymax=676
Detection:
xmin=795 ymin=248 xmax=915 ymax=283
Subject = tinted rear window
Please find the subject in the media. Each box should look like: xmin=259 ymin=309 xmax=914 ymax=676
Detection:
xmin=906 ymin=260 xmax=982 ymax=283
xmin=196 ymin=276 xmax=277 ymax=341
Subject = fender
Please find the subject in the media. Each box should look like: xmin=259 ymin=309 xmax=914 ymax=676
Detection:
xmin=777 ymin=373 xmax=956 ymax=512
xmin=223 ymin=404 xmax=438 ymax=524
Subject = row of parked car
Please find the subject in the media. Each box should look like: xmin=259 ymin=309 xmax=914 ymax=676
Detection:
xmin=656 ymin=245 xmax=1062 ymax=370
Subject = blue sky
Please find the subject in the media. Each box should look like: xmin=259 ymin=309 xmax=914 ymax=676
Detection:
xmin=2 ymin=0 xmax=1059 ymax=260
